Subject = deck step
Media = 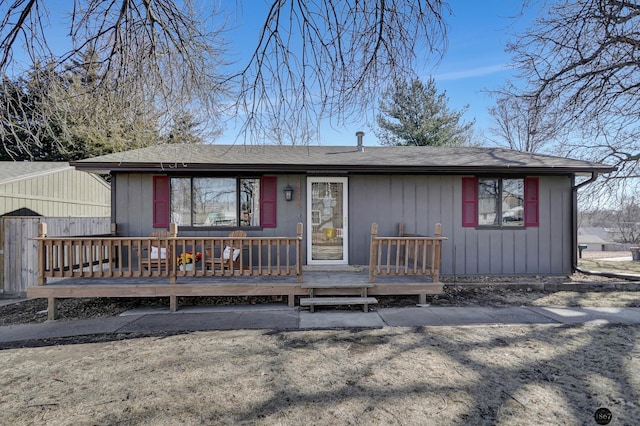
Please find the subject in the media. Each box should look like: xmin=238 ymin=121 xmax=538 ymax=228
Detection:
xmin=300 ymin=283 xmax=374 ymax=289
xmin=300 ymin=296 xmax=378 ymax=313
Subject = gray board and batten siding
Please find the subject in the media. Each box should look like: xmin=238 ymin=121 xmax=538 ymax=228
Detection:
xmin=112 ymin=172 xmax=573 ymax=277
xmin=349 ymin=174 xmax=572 ymax=276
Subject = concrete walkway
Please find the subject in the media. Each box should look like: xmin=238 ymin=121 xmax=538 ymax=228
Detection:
xmin=2 ymin=303 xmax=640 ymax=346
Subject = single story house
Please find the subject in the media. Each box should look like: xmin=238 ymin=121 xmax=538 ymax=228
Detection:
xmin=70 ymin=137 xmax=615 ymax=278
xmin=578 ymin=227 xmax=613 ymax=252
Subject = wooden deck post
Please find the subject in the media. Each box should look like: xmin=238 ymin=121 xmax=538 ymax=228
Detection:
xmin=47 ymin=296 xmax=58 ymax=321
xmin=296 ymin=222 xmax=303 ymax=283
xmin=37 ymin=223 xmax=47 ymax=285
xmin=169 ymin=223 xmax=178 ymax=284
xmin=369 ymin=223 xmax=378 ymax=282
xmin=432 ymin=223 xmax=442 ymax=282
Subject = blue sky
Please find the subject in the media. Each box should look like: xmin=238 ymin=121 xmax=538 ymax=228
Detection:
xmin=430 ymin=1 xmax=534 ymax=144
xmin=6 ymin=1 xmax=537 ymax=146
xmin=215 ymin=0 xmax=536 ymax=145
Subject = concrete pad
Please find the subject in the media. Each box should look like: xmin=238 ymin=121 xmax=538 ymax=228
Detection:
xmin=0 ymin=315 xmax=139 ymax=343
xmin=424 ymin=307 xmax=504 ymax=326
xmin=381 ymin=307 xmax=520 ymax=327
xmin=378 ymin=307 xmax=451 ymax=326
xmin=118 ymin=312 xmax=244 ymax=333
xmin=299 ymin=311 xmax=384 ymax=329
xmin=233 ymin=310 xmax=299 ymax=329
xmin=528 ymin=307 xmax=640 ymax=324
xmin=479 ymin=307 xmax=559 ymax=325
xmin=118 ymin=309 xmax=299 ymax=333
xmin=120 ymin=306 xmax=171 ymax=316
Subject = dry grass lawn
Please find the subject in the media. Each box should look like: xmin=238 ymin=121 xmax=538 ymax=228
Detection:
xmin=579 ymin=258 xmax=640 ymax=275
xmin=2 ymin=249 xmax=639 ymax=424
xmin=1 ymin=324 xmax=639 ymax=425
xmin=578 ymin=250 xmax=640 ymax=275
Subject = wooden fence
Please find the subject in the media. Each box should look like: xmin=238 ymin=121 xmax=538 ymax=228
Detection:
xmin=1 ymin=216 xmax=112 ymax=296
xmin=36 ymin=222 xmax=304 ymax=285
xmin=369 ymin=223 xmax=446 ymax=282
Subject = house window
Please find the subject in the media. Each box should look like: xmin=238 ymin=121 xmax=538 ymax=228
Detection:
xmin=478 ymin=178 xmax=524 ymax=226
xmin=463 ymin=177 xmax=538 ymax=228
xmin=169 ymin=177 xmax=261 ymax=227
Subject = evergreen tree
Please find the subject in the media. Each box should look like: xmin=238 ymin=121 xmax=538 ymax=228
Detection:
xmin=375 ymin=78 xmax=474 ymax=146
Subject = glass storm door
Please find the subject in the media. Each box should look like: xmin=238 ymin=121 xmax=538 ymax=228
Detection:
xmin=307 ymin=177 xmax=348 ymax=264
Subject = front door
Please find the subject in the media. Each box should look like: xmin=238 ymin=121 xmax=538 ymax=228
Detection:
xmin=307 ymin=177 xmax=348 ymax=264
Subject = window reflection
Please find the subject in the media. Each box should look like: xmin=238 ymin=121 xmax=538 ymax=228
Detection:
xmin=194 ymin=178 xmax=236 ymax=226
xmin=170 ymin=178 xmax=191 ymax=226
xmin=478 ymin=178 xmax=524 ymax=227
xmin=501 ymin=179 xmax=524 ymax=226
xmin=240 ymin=179 xmax=260 ymax=227
xmin=170 ymin=177 xmax=261 ymax=227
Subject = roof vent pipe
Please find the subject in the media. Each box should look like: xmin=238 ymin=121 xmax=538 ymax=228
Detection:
xmin=356 ymin=131 xmax=365 ymax=152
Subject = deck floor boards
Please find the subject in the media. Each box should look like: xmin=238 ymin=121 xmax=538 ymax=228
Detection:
xmin=27 ymin=271 xmax=443 ymax=305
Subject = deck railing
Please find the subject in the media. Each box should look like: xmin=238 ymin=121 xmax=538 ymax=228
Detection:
xmin=36 ymin=222 xmax=304 ymax=284
xmin=369 ymin=223 xmax=446 ymax=282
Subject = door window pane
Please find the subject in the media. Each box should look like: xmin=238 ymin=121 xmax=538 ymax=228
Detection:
xmin=311 ymin=181 xmax=344 ymax=260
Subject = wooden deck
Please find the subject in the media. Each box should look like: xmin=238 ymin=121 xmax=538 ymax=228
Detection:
xmin=29 ymin=222 xmax=446 ymax=319
xmin=27 ymin=270 xmax=443 ymax=318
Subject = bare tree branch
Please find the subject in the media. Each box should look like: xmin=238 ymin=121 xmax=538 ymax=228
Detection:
xmin=231 ymin=0 xmax=450 ymax=143
xmin=0 ymin=0 xmax=228 ymax=158
xmin=0 ymin=1 xmax=450 ymax=156
xmin=504 ymin=0 xmax=640 ymax=202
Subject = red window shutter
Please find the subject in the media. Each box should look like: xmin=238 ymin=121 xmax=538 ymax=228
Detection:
xmin=260 ymin=176 xmax=277 ymax=228
xmin=524 ymin=177 xmax=539 ymax=227
xmin=153 ymin=176 xmax=170 ymax=228
xmin=461 ymin=177 xmax=478 ymax=227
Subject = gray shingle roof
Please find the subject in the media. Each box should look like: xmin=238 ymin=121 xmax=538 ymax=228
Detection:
xmin=0 ymin=162 xmax=71 ymax=185
xmin=71 ymin=145 xmax=616 ymax=174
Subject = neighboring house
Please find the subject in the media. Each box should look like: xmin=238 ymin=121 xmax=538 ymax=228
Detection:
xmin=578 ymin=227 xmax=614 ymax=251
xmin=0 ymin=162 xmax=111 ymax=217
xmin=71 ymin=140 xmax=615 ymax=277
xmin=0 ymin=162 xmax=111 ymax=297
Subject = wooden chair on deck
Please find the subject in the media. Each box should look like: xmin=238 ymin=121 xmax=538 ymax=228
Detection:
xmin=140 ymin=230 xmax=171 ymax=271
xmin=206 ymin=230 xmax=247 ymax=271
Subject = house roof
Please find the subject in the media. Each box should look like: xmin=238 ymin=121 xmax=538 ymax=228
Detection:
xmin=70 ymin=144 xmax=617 ymax=175
xmin=0 ymin=161 xmax=73 ymax=185
xmin=578 ymin=227 xmax=614 ymax=244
